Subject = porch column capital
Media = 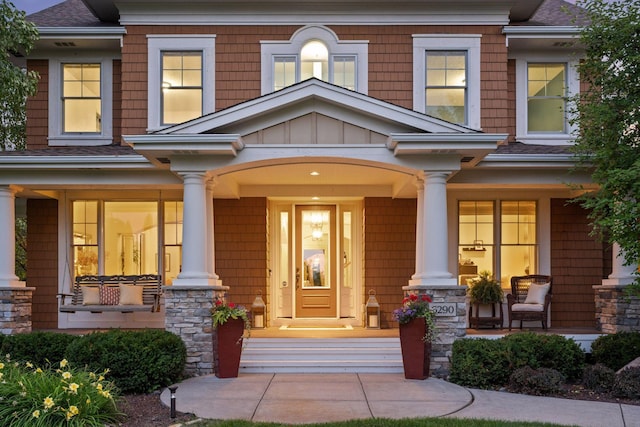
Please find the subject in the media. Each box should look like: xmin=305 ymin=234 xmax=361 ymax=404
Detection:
xmin=174 ymin=172 xmax=221 ymax=287
xmin=409 ymin=171 xmax=456 ymax=288
xmin=0 ymin=186 xmax=25 ymax=287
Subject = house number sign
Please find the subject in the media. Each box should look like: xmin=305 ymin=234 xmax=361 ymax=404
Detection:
xmin=429 ymin=303 xmax=456 ymax=316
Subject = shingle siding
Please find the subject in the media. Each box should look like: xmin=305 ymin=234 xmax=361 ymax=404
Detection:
xmin=27 ymin=199 xmax=59 ymax=329
xmin=550 ymin=198 xmax=604 ymax=327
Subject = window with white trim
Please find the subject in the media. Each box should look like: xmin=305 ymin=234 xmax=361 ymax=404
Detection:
xmin=48 ymin=58 xmax=113 ymax=146
xmin=148 ymin=35 xmax=215 ymax=131
xmin=515 ymin=56 xmax=578 ymax=144
xmin=413 ymin=35 xmax=481 ymax=129
xmin=261 ymin=26 xmax=367 ymax=95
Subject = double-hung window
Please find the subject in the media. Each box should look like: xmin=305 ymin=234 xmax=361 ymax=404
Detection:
xmin=48 ymin=58 xmax=113 ymax=146
xmin=161 ymin=52 xmax=203 ymax=125
xmin=425 ymin=51 xmax=467 ymax=124
xmin=63 ymin=63 xmax=102 ymax=133
xmin=262 ymin=26 xmax=367 ymax=95
xmin=148 ymin=35 xmax=215 ymax=131
xmin=527 ymin=63 xmax=566 ymax=133
xmin=413 ymin=35 xmax=481 ymax=129
xmin=515 ymin=56 xmax=578 ymax=144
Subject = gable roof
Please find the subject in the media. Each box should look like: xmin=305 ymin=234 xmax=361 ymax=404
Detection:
xmin=159 ymin=78 xmax=480 ymax=137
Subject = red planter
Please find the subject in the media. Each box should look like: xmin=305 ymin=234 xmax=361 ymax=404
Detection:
xmin=215 ymin=318 xmax=245 ymax=378
xmin=399 ymin=317 xmax=431 ymax=380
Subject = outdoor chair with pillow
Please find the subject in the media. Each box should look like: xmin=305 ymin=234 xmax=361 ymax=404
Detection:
xmin=507 ymin=274 xmax=552 ymax=330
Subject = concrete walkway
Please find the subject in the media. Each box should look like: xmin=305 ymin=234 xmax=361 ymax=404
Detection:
xmin=160 ymin=373 xmax=640 ymax=426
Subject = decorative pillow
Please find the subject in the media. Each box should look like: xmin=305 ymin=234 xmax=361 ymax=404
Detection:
xmin=524 ymin=283 xmax=550 ymax=305
xmin=99 ymin=286 xmax=120 ymax=305
xmin=81 ymin=286 xmax=100 ymax=305
xmin=119 ymin=284 xmax=144 ymax=305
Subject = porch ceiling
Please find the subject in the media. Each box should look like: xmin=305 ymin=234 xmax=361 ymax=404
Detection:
xmin=211 ymin=161 xmax=417 ymax=199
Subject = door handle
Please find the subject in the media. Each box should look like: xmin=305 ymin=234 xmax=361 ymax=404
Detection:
xmin=296 ymin=268 xmax=300 ymax=289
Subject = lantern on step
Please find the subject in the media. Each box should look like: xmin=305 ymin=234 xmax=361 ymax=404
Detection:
xmin=251 ymin=291 xmax=266 ymax=329
xmin=365 ymin=289 xmax=380 ymax=329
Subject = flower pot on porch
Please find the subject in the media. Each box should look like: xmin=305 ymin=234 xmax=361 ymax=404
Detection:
xmin=215 ymin=317 xmax=245 ymax=378
xmin=399 ymin=317 xmax=431 ymax=380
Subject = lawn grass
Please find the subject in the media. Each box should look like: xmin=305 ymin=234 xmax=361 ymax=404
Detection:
xmin=187 ymin=418 xmax=571 ymax=427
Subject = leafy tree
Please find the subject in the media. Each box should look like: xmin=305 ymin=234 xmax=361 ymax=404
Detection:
xmin=0 ymin=0 xmax=39 ymax=151
xmin=570 ymin=0 xmax=640 ymax=292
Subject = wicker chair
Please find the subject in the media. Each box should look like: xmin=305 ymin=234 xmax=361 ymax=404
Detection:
xmin=507 ymin=275 xmax=552 ymax=330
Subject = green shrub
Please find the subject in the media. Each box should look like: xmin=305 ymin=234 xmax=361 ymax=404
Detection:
xmin=0 ymin=355 xmax=121 ymax=426
xmin=582 ymin=363 xmax=616 ymax=393
xmin=0 ymin=332 xmax=79 ymax=367
xmin=508 ymin=366 xmax=565 ymax=396
xmin=591 ymin=331 xmax=640 ymax=371
xmin=450 ymin=332 xmax=585 ymax=389
xmin=65 ymin=329 xmax=186 ymax=394
xmin=613 ymin=367 xmax=640 ymax=400
xmin=449 ymin=338 xmax=510 ymax=388
xmin=501 ymin=332 xmax=585 ymax=381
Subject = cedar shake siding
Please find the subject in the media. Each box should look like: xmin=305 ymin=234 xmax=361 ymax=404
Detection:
xmin=364 ymin=197 xmax=417 ymax=328
xmin=121 ymin=25 xmax=508 ymax=136
xmin=550 ymin=198 xmax=603 ymax=328
xmin=27 ymin=199 xmax=58 ymax=329
xmin=214 ymin=198 xmax=268 ymax=315
xmin=26 ymin=60 xmax=49 ymax=150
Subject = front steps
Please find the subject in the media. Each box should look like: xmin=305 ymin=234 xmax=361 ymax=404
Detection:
xmin=239 ymin=337 xmax=404 ymax=374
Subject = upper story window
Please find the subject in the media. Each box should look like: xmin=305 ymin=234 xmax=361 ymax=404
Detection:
xmin=515 ymin=55 xmax=578 ymax=145
xmin=426 ymin=51 xmax=467 ymax=124
xmin=63 ymin=63 xmax=101 ymax=133
xmin=261 ymin=26 xmax=367 ymax=95
xmin=413 ymin=35 xmax=481 ymax=129
xmin=527 ymin=63 xmax=566 ymax=133
xmin=148 ymin=35 xmax=215 ymax=131
xmin=49 ymin=58 xmax=113 ymax=146
xmin=161 ymin=52 xmax=203 ymax=125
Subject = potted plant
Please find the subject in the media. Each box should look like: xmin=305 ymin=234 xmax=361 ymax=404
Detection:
xmin=392 ymin=293 xmax=436 ymax=380
xmin=467 ymin=271 xmax=504 ymax=329
xmin=211 ymin=298 xmax=250 ymax=378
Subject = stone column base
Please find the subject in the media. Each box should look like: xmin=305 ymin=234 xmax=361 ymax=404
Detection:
xmin=0 ymin=287 xmax=35 ymax=335
xmin=164 ymin=285 xmax=227 ymax=376
xmin=594 ymin=285 xmax=640 ymax=334
xmin=403 ymin=285 xmax=467 ymax=377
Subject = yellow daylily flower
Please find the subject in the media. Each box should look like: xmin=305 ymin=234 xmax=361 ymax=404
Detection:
xmin=68 ymin=383 xmax=80 ymax=394
xmin=62 ymin=371 xmax=72 ymax=380
xmin=60 ymin=359 xmax=68 ymax=368
xmin=43 ymin=396 xmax=54 ymax=409
xmin=25 ymin=362 xmax=33 ymax=368
xmin=32 ymin=410 xmax=40 ymax=418
xmin=0 ymin=362 xmax=4 ymax=369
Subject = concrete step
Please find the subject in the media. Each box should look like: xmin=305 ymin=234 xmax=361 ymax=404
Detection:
xmin=239 ymin=337 xmax=404 ymax=373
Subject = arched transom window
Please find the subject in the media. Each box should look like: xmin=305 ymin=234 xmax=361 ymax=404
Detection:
xmin=261 ymin=26 xmax=368 ymax=94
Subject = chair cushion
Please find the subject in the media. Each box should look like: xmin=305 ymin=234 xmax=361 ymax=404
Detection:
xmin=119 ymin=284 xmax=143 ymax=305
xmin=81 ymin=286 xmax=100 ymax=305
xmin=512 ymin=303 xmax=544 ymax=312
xmin=99 ymin=286 xmax=120 ymax=305
xmin=524 ymin=283 xmax=550 ymax=305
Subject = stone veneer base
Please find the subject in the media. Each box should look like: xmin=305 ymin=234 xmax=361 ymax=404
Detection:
xmin=594 ymin=284 xmax=640 ymax=334
xmin=403 ymin=285 xmax=467 ymax=378
xmin=164 ymin=285 xmax=227 ymax=376
xmin=0 ymin=287 xmax=35 ymax=335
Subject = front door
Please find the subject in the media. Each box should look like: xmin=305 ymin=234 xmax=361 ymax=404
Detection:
xmin=295 ymin=205 xmax=337 ymax=317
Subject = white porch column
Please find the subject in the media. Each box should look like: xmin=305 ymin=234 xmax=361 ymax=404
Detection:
xmin=602 ymin=242 xmax=637 ymax=286
xmin=408 ymin=172 xmax=456 ymax=288
xmin=206 ymin=180 xmax=219 ymax=281
xmin=0 ymin=187 xmax=24 ymax=288
xmin=173 ymin=173 xmax=219 ymax=286
xmin=411 ymin=178 xmax=425 ymax=282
